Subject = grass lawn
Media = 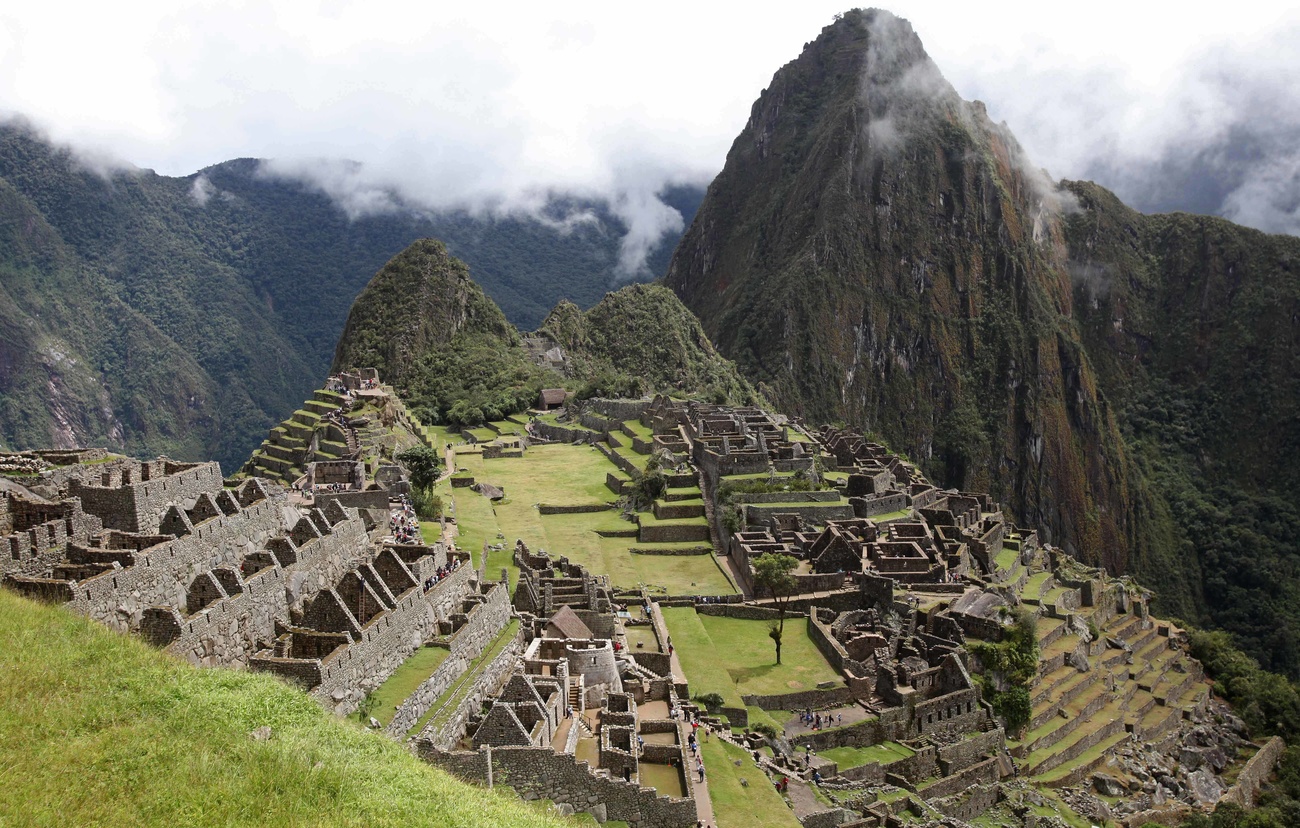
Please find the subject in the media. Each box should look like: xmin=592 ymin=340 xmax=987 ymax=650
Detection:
xmin=438 ymin=443 xmax=731 ymax=594
xmin=662 ymin=610 xmax=841 ymax=709
xmin=820 ymin=742 xmax=914 ymax=770
xmin=621 ymin=419 xmax=652 ymax=441
xmin=1024 ymin=571 xmax=1052 ymax=596
xmin=703 ymin=738 xmax=801 ymax=828
xmin=868 ymin=508 xmax=913 ymax=522
xmin=994 ymin=546 xmax=1019 ymax=571
xmin=0 ymin=592 xmax=568 ymax=828
xmin=368 ymin=645 xmax=452 ymax=726
xmin=454 ymin=443 xmax=618 ymax=505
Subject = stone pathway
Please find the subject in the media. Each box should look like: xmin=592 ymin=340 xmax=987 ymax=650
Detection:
xmin=783 ymin=776 xmax=824 ymax=819
xmin=687 ymin=766 xmax=715 ymax=826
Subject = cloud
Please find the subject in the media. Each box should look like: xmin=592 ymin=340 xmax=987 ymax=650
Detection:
xmin=2 ymin=1 xmax=1299 ymax=261
xmin=189 ymin=173 xmax=215 ymax=206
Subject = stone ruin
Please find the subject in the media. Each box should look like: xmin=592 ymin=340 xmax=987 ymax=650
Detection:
xmin=417 ymin=550 xmax=700 ymax=828
xmin=0 ymin=450 xmax=487 ymax=715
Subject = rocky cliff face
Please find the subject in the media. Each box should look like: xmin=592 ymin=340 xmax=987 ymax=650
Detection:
xmin=666 ymin=9 xmax=1300 ymax=673
xmin=666 ymin=9 xmax=1131 ymax=568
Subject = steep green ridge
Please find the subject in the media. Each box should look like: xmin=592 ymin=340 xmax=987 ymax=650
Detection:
xmin=0 ymin=122 xmax=700 ymax=470
xmin=538 ymin=283 xmax=759 ymax=403
xmin=0 ymin=175 xmax=216 ymax=460
xmin=1062 ymin=184 xmax=1300 ymax=673
xmin=332 ymin=239 xmax=551 ymax=426
xmin=664 ymin=11 xmax=1300 ymax=675
xmin=0 ymin=589 xmax=571 ymax=828
xmin=333 ymin=242 xmax=758 ymax=427
xmin=666 ymin=9 xmax=1131 ymax=570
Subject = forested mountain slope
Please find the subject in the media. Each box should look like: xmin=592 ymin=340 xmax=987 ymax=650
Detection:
xmin=332 ymin=240 xmax=757 ymax=428
xmin=0 ymin=121 xmax=699 ymax=469
xmin=664 ymin=9 xmax=1300 ymax=674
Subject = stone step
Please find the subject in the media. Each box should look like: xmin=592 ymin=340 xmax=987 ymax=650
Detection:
xmin=303 ymin=399 xmax=338 ymax=416
xmin=1032 ymin=665 xmax=1078 ymax=707
xmin=1027 ymin=692 xmax=1131 ymax=777
xmin=1106 ymin=613 xmax=1144 ymax=640
xmin=1023 ymin=676 xmax=1112 ymax=755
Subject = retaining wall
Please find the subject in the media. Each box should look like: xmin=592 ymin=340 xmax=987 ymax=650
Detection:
xmin=417 ymin=744 xmax=697 ymax=828
xmin=385 ymin=582 xmax=513 ymax=737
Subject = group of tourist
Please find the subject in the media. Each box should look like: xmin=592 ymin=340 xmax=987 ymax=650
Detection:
xmin=797 ymin=708 xmax=842 ymax=730
xmin=422 ymin=557 xmax=460 ymax=592
xmin=390 ymin=499 xmax=419 ymax=544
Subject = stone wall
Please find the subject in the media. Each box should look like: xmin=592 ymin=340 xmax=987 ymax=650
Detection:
xmin=531 ymin=422 xmax=600 ymax=445
xmin=309 ymin=562 xmax=481 ymax=714
xmin=930 ymin=783 xmax=1000 ymax=822
xmin=734 ymin=491 xmax=843 ymax=504
xmin=538 ymin=504 xmax=612 ymax=515
xmin=596 ymin=443 xmax=641 ymax=477
xmin=585 ymin=398 xmax=653 ymax=422
xmin=162 ymin=517 xmax=374 ymax=665
xmin=69 ymin=461 xmax=225 ymax=534
xmin=744 ymin=503 xmax=855 ymax=528
xmin=629 ymin=545 xmax=712 ymax=557
xmin=419 ymin=625 xmax=525 ymax=749
xmin=638 ymin=522 xmax=710 ymax=543
xmin=385 ymin=585 xmax=514 ymax=737
xmin=314 ymin=489 xmax=390 ymax=511
xmin=808 ymin=609 xmax=872 ymax=680
xmin=67 ymin=498 xmax=286 ymax=634
xmin=417 ymin=744 xmax=697 ymax=828
xmin=1219 ymin=736 xmax=1286 ymax=809
xmin=742 ymin=686 xmax=854 ymax=711
xmin=850 ymin=493 xmax=909 ymax=518
xmin=937 ymin=728 xmax=1005 ymax=774
xmin=799 ymin=809 xmax=853 ymax=828
xmin=696 ymin=603 xmax=788 ymax=621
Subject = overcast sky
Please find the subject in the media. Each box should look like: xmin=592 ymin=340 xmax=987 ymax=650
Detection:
xmin=4 ymin=1 xmax=1299 ymax=254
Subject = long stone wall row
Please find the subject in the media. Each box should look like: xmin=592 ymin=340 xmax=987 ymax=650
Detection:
xmin=69 ymin=462 xmax=225 ymax=534
xmin=309 ymin=560 xmax=476 ymax=714
xmin=160 ymin=514 xmax=374 ymax=667
xmin=68 ymin=497 xmax=286 ymax=634
xmin=418 ymin=744 xmax=697 ymax=828
xmin=386 ymin=582 xmax=513 ymax=737
xmin=418 ymin=625 xmax=526 ymax=749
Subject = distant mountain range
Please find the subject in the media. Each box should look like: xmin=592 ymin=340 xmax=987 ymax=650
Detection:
xmin=0 ymin=120 xmax=701 ymax=470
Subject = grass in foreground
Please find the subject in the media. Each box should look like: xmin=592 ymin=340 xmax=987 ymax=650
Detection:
xmin=0 ymin=591 xmax=568 ymax=828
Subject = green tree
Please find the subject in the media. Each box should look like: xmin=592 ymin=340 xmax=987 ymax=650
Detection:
xmin=397 ymin=445 xmax=442 ymax=492
xmin=752 ymin=552 xmax=799 ymax=664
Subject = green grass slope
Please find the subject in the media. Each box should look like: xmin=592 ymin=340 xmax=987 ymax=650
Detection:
xmin=0 ymin=590 xmax=570 ymax=828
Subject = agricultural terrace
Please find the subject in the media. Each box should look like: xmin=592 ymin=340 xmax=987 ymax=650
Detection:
xmin=432 ymin=436 xmax=736 ymax=596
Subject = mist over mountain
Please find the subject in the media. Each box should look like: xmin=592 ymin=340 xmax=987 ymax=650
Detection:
xmin=0 ymin=120 xmax=700 ymax=470
xmin=666 ymin=9 xmax=1300 ymax=675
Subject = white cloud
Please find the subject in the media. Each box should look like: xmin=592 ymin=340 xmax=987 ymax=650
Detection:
xmin=2 ymin=0 xmax=1298 ymax=253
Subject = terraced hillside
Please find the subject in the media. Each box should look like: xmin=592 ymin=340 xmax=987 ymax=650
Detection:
xmin=242 ymin=382 xmax=436 ymax=485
